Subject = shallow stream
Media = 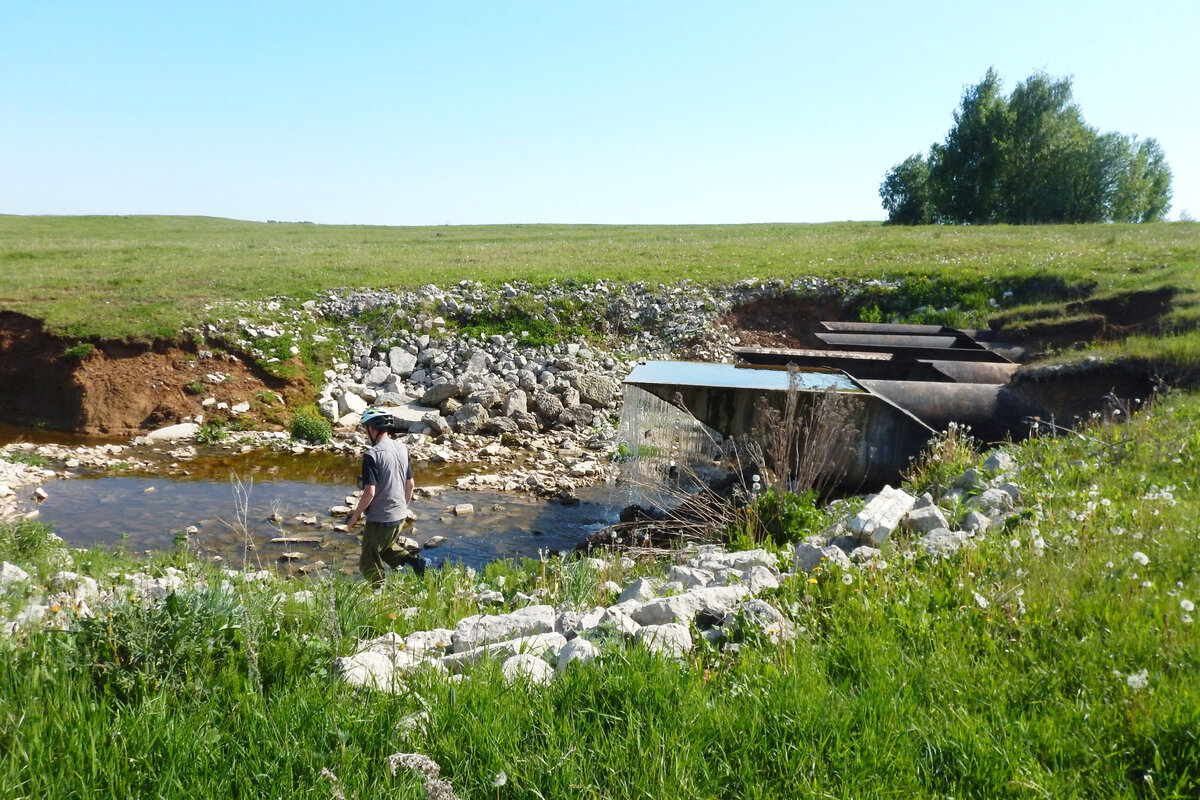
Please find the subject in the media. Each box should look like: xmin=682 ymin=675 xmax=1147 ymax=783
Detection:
xmin=8 ymin=429 xmax=618 ymax=573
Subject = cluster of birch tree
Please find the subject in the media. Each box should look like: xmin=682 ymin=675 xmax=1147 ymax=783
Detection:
xmin=880 ymin=69 xmax=1171 ymax=225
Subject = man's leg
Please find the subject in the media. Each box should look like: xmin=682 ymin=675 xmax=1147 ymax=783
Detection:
xmin=360 ymin=521 xmax=400 ymax=585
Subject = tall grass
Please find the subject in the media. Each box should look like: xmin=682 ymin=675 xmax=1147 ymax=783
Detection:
xmin=2 ymin=392 xmax=1199 ymax=797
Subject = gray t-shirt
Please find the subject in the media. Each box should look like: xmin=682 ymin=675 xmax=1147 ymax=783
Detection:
xmin=361 ymin=436 xmax=413 ymax=524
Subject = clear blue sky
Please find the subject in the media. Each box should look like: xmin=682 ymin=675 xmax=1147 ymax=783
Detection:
xmin=2 ymin=1 xmax=1197 ymax=225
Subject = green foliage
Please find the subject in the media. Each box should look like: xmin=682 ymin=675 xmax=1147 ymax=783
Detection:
xmin=71 ymin=587 xmax=244 ymax=701
xmin=5 ymin=386 xmax=1200 ymax=798
xmin=288 ymin=407 xmax=332 ymax=444
xmin=1 ymin=216 xmax=1197 ymax=344
xmin=1 ymin=450 xmax=52 ymax=468
xmin=901 ymin=421 xmax=981 ymax=497
xmin=457 ymin=303 xmax=592 ymax=347
xmin=0 ymin=519 xmax=68 ymax=570
xmin=884 ymin=68 xmax=1173 ymax=225
xmin=61 ymin=342 xmax=94 ymax=360
xmin=183 ymin=380 xmax=205 ymax=395
xmin=880 ymin=154 xmax=933 ymax=224
xmin=753 ymin=488 xmax=824 ymax=545
xmin=195 ymin=420 xmax=227 ymax=445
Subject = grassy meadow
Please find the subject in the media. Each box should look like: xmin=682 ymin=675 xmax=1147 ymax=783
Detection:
xmin=2 ymin=215 xmax=1200 ymax=797
xmin=1 ymin=215 xmax=1198 ymax=340
xmin=2 ymin=390 xmax=1198 ymax=798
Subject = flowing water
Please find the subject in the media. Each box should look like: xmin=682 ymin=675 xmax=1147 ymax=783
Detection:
xmin=21 ymin=445 xmax=617 ymax=573
xmin=614 ymin=384 xmax=731 ymax=513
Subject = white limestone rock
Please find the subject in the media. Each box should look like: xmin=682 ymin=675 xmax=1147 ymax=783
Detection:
xmin=669 ymin=566 xmax=713 ymax=589
xmin=983 ymin=451 xmax=1017 ymax=476
xmin=555 ymin=637 xmax=599 ymax=674
xmin=961 ymin=510 xmax=992 ymax=534
xmin=966 ymin=487 xmax=1015 ymax=515
xmin=452 ymin=605 xmax=556 ymax=653
xmin=145 ymin=423 xmax=200 ymax=442
xmin=628 ymin=585 xmax=750 ymax=627
xmin=794 ymin=543 xmax=852 ymax=573
xmin=905 ymin=504 xmax=949 ymax=534
xmin=846 ymin=486 xmax=916 ymax=546
xmin=919 ymin=528 xmax=969 ymax=558
xmin=336 ymin=650 xmax=398 ymax=691
xmin=616 ymin=576 xmax=661 ymax=605
xmin=636 ymin=623 xmax=693 ymax=659
xmin=1 ymin=561 xmax=31 ymax=587
xmin=439 ymin=632 xmax=567 ymax=672
xmin=502 ymin=653 xmax=555 ymax=686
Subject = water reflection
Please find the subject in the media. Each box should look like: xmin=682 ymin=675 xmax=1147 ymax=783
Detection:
xmin=34 ymin=450 xmax=617 ymax=573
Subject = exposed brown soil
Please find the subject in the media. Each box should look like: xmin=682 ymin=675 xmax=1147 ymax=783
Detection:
xmin=0 ymin=311 xmax=309 ymax=436
xmin=0 ymin=284 xmax=1184 ymax=437
xmin=720 ymin=294 xmax=853 ymax=349
xmin=988 ymin=287 xmax=1178 ymax=352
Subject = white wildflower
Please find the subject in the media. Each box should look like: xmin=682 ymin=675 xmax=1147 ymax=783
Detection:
xmin=1131 ymin=551 xmax=1150 ymax=566
xmin=1125 ymin=669 xmax=1149 ymax=691
xmin=842 ymin=573 xmax=853 ymax=585
xmin=1181 ymin=599 xmax=1195 ymax=613
xmin=973 ymin=591 xmax=989 ymax=610
xmin=492 ymin=771 xmax=508 ymax=788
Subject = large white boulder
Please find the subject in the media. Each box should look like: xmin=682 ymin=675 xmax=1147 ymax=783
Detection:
xmin=555 ymin=637 xmax=599 ymax=675
xmin=636 ymin=623 xmax=693 ymax=659
xmin=440 ymin=632 xmax=567 ymax=672
xmin=335 ymin=651 xmax=398 ymax=691
xmin=847 ymin=485 xmax=916 ymax=546
xmin=627 ymin=585 xmax=750 ymax=627
xmin=1 ymin=562 xmax=31 ymax=587
xmin=616 ymin=577 xmax=661 ymax=604
xmin=145 ymin=423 xmax=200 ymax=442
xmin=502 ymin=654 xmax=555 ymax=686
xmin=452 ymin=604 xmax=556 ymax=653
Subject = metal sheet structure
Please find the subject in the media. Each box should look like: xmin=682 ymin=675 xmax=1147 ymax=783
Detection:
xmin=623 ymin=361 xmax=936 ymax=491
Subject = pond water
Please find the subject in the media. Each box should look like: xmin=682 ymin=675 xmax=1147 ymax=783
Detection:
xmin=29 ymin=448 xmax=619 ymax=573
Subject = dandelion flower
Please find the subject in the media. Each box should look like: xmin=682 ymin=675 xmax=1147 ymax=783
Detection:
xmin=492 ymin=771 xmax=508 ymax=788
xmin=1132 ymin=551 xmax=1150 ymax=566
xmin=1126 ymin=670 xmax=1149 ymax=691
xmin=841 ymin=573 xmax=853 ymax=585
xmin=1181 ymin=599 xmax=1195 ymax=613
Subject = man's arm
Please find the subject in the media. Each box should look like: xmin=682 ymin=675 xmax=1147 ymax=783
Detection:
xmin=404 ymin=478 xmax=414 ymax=505
xmin=347 ymin=485 xmax=375 ymax=528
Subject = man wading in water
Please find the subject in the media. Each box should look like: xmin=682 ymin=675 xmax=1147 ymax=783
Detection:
xmin=346 ymin=408 xmax=425 ymax=583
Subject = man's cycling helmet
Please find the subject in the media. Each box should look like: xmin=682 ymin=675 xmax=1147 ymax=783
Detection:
xmin=360 ymin=408 xmax=397 ymax=431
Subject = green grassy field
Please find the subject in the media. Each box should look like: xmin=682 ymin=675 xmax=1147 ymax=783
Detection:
xmin=2 ymin=215 xmax=1198 ymax=339
xmin=2 ymin=391 xmax=1197 ymax=798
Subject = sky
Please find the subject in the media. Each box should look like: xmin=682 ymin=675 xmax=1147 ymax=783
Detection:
xmin=2 ymin=1 xmax=1197 ymax=226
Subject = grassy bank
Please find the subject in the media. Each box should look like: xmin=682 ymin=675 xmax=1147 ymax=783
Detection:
xmin=1 ymin=215 xmax=1198 ymax=339
xmin=2 ymin=391 xmax=1197 ymax=798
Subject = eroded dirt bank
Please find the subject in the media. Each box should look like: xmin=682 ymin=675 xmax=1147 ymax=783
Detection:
xmin=0 ymin=283 xmax=1185 ymax=438
xmin=0 ymin=311 xmax=307 ymax=436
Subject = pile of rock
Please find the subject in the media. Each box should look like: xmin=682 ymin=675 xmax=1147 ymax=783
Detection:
xmin=313 ymin=333 xmax=629 ymax=439
xmin=794 ymin=449 xmax=1022 ymax=570
xmin=334 ymin=544 xmax=794 ymax=690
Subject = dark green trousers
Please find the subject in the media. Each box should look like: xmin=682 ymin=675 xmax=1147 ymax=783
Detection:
xmin=360 ymin=520 xmax=424 ymax=584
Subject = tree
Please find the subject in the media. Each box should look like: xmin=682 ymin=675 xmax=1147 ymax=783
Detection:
xmin=881 ymin=69 xmax=1172 ymax=224
xmin=879 ymin=154 xmax=933 ymax=225
xmin=927 ymin=68 xmax=1009 ymax=224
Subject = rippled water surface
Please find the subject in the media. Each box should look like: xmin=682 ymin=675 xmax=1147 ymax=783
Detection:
xmin=33 ymin=450 xmax=618 ymax=572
